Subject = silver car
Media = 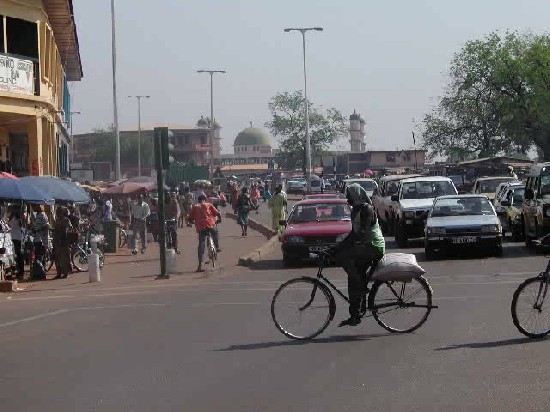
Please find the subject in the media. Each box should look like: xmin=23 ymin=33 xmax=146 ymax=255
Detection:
xmin=424 ymin=195 xmax=502 ymax=260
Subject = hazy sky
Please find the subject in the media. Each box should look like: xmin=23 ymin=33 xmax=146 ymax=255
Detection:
xmin=71 ymin=0 xmax=550 ymax=153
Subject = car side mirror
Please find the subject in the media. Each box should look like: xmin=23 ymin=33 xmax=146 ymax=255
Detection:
xmin=500 ymin=200 xmax=511 ymax=207
xmin=279 ymin=220 xmax=287 ymax=227
xmin=524 ymin=188 xmax=534 ymax=200
xmin=391 ymin=194 xmax=399 ymax=202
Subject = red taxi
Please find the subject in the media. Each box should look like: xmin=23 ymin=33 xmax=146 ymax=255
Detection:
xmin=280 ymin=198 xmax=351 ymax=265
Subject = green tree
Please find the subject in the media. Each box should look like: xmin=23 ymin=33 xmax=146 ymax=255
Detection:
xmin=420 ymin=31 xmax=550 ymax=160
xmin=88 ymin=126 xmax=154 ymax=168
xmin=265 ymin=91 xmax=348 ymax=171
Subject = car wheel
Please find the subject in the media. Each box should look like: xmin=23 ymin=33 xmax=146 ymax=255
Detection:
xmin=395 ymin=221 xmax=408 ymax=248
xmin=524 ymin=222 xmax=533 ymax=248
xmin=425 ymin=245 xmax=437 ymax=261
xmin=495 ymin=244 xmax=503 ymax=257
xmin=282 ymin=254 xmax=296 ymax=267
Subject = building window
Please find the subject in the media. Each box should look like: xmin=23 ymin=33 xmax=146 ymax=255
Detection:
xmin=6 ymin=17 xmax=38 ymax=59
xmin=386 ymin=155 xmax=396 ymax=163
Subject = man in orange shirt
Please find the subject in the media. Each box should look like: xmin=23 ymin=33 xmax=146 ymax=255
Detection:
xmin=187 ymin=194 xmax=222 ymax=272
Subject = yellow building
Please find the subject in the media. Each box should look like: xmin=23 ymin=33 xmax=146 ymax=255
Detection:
xmin=0 ymin=0 xmax=82 ymax=176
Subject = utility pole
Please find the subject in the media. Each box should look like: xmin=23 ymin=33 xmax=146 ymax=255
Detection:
xmin=197 ymin=70 xmax=226 ymax=168
xmin=111 ymin=0 xmax=121 ymax=180
xmin=128 ymin=96 xmax=150 ymax=176
xmin=284 ymin=27 xmax=323 ymax=193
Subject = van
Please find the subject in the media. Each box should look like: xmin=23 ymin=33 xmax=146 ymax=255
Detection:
xmin=523 ymin=162 xmax=550 ymax=244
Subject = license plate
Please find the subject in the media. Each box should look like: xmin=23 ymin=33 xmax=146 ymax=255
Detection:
xmin=309 ymin=246 xmax=326 ymax=252
xmin=452 ymin=237 xmax=476 ymax=244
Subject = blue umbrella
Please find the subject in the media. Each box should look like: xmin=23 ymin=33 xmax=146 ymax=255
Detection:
xmin=20 ymin=176 xmax=90 ymax=204
xmin=0 ymin=179 xmax=54 ymax=205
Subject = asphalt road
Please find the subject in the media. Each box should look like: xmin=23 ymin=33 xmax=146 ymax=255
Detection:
xmin=1 ymin=234 xmax=549 ymax=411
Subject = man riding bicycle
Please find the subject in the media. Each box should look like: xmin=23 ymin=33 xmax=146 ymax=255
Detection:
xmin=187 ymin=194 xmax=222 ymax=272
xmin=165 ymin=192 xmax=181 ymax=254
xmin=327 ymin=183 xmax=385 ymax=327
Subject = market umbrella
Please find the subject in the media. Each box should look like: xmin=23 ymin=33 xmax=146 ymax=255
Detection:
xmin=103 ymin=181 xmax=154 ymax=195
xmin=363 ymin=169 xmax=374 ymax=176
xmin=0 ymin=178 xmax=54 ymax=204
xmin=20 ymin=176 xmax=90 ymax=204
xmin=0 ymin=172 xmax=18 ymax=179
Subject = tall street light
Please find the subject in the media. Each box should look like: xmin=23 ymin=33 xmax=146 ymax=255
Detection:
xmin=69 ymin=111 xmax=81 ymax=168
xmin=128 ymin=95 xmax=150 ymax=176
xmin=284 ymin=27 xmax=323 ymax=193
xmin=111 ymin=0 xmax=121 ymax=180
xmin=197 ymin=69 xmax=226 ymax=165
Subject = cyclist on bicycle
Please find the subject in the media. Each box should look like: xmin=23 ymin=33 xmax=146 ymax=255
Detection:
xmin=187 ymin=194 xmax=222 ymax=272
xmin=327 ymin=183 xmax=385 ymax=327
xmin=165 ymin=191 xmax=181 ymax=254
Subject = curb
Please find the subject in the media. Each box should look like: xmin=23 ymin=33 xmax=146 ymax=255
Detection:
xmin=225 ymin=212 xmax=281 ymax=266
xmin=237 ymin=235 xmax=280 ymax=267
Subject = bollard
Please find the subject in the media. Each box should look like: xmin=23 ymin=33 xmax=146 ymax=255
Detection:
xmin=89 ymin=253 xmax=101 ymax=282
xmin=90 ymin=236 xmax=98 ymax=254
xmin=165 ymin=249 xmax=177 ymax=275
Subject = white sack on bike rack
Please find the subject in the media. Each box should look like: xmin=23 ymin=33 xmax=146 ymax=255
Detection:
xmin=372 ymin=253 xmax=425 ymax=281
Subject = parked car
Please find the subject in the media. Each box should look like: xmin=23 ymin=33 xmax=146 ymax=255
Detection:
xmin=286 ymin=178 xmax=306 ymax=194
xmin=494 ymin=182 xmax=525 ymax=240
xmin=340 ymin=178 xmax=378 ymax=197
xmin=392 ymin=176 xmax=458 ymax=247
xmin=471 ymin=176 xmax=517 ymax=202
xmin=279 ymin=198 xmax=351 ymax=266
xmin=523 ymin=162 xmax=550 ymax=245
xmin=372 ymin=174 xmax=422 ymax=235
xmin=302 ymin=193 xmax=344 ymax=200
xmin=424 ymin=195 xmax=502 ymax=259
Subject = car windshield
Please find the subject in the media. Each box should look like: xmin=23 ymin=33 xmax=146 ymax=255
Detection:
xmin=510 ymin=188 xmax=525 ymax=204
xmin=478 ymin=178 xmax=514 ymax=193
xmin=431 ymin=197 xmax=495 ymax=217
xmin=401 ymin=181 xmax=456 ymax=199
xmin=356 ymin=181 xmax=377 ymax=191
xmin=541 ymin=173 xmax=550 ymax=196
xmin=288 ymin=203 xmax=351 ymax=223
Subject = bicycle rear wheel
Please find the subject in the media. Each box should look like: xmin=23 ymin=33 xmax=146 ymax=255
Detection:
xmin=370 ymin=276 xmax=433 ymax=333
xmin=119 ymin=230 xmax=127 ymax=248
xmin=511 ymin=276 xmax=550 ymax=338
xmin=271 ymin=277 xmax=334 ymax=340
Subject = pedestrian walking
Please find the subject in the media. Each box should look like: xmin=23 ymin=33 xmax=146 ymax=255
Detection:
xmin=268 ymin=185 xmax=288 ymax=232
xmin=131 ymin=194 xmax=150 ymax=255
xmin=250 ymin=184 xmax=261 ymax=214
xmin=53 ymin=207 xmax=73 ymax=279
xmin=7 ymin=206 xmax=25 ymax=280
xmin=237 ymin=187 xmax=253 ymax=236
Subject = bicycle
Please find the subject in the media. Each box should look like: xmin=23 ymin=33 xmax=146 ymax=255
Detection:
xmin=204 ymin=231 xmax=217 ymax=268
xmin=71 ymin=222 xmax=105 ymax=272
xmin=511 ymin=233 xmax=550 ymax=338
xmin=271 ymin=251 xmax=437 ymax=340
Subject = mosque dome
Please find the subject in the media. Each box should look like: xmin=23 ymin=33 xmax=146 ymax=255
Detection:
xmin=234 ymin=127 xmax=271 ymax=146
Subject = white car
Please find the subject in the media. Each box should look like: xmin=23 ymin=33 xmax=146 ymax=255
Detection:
xmin=392 ymin=176 xmax=458 ymax=247
xmin=341 ymin=178 xmax=378 ymax=198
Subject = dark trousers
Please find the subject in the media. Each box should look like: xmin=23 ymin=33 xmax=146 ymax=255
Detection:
xmin=12 ymin=239 xmax=24 ymax=277
xmin=167 ymin=220 xmax=178 ymax=249
xmin=335 ymin=244 xmax=383 ymax=316
xmin=198 ymin=228 xmax=219 ymax=263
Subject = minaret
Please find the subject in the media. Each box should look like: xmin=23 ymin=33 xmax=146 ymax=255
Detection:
xmin=349 ymin=110 xmax=366 ymax=152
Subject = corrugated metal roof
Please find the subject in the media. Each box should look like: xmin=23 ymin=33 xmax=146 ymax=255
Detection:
xmin=43 ymin=0 xmax=82 ymax=81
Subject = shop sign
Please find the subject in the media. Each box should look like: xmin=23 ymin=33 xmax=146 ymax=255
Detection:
xmin=0 ymin=54 xmax=34 ymax=95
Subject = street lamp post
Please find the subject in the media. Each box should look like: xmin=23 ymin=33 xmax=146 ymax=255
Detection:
xmin=197 ymin=69 xmax=226 ymax=166
xmin=111 ymin=0 xmax=121 ymax=180
xmin=128 ymin=95 xmax=150 ymax=176
xmin=284 ymin=27 xmax=323 ymax=193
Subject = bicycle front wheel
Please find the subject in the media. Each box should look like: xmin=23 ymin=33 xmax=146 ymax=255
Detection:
xmin=119 ymin=230 xmax=127 ymax=248
xmin=512 ymin=277 xmax=550 ymax=339
xmin=72 ymin=249 xmax=89 ymax=272
xmin=271 ymin=277 xmax=334 ymax=340
xmin=370 ymin=276 xmax=433 ymax=333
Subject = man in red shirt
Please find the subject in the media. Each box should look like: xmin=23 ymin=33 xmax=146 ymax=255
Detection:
xmin=187 ymin=194 xmax=222 ymax=272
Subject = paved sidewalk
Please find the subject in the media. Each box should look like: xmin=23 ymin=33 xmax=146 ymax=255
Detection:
xmin=11 ymin=217 xmax=268 ymax=294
